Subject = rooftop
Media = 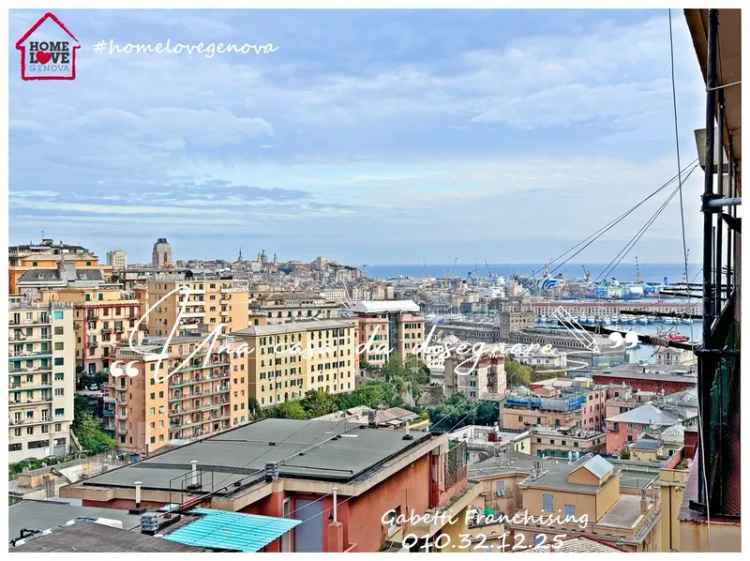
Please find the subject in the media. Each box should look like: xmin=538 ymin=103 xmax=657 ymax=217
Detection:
xmin=597 ymin=495 xmax=645 ymax=529
xmin=350 ymin=300 xmax=421 ymax=313
xmin=607 ymin=403 xmax=681 ymax=426
xmin=11 ymin=521 xmax=206 ymax=552
xmin=468 ymin=450 xmax=539 ymax=479
xmin=9 ymin=499 xmax=142 ymax=542
xmin=233 ymin=319 xmax=356 ymax=336
xmin=163 ymin=508 xmax=300 ymax=552
xmin=595 ymin=363 xmax=697 ymax=384
xmin=521 ymin=454 xmax=615 ymax=494
xmin=77 ymin=418 xmax=433 ymax=492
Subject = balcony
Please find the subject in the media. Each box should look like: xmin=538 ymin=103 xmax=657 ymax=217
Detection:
xmin=8 ymin=351 xmax=53 ymax=360
xmin=9 ymin=396 xmax=53 ymax=407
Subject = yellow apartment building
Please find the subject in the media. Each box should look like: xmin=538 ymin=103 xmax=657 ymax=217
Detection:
xmin=8 ymin=299 xmax=76 ymax=463
xmin=467 ymin=452 xmax=663 ymax=552
xmin=248 ymin=295 xmax=344 ymax=326
xmin=234 ymin=319 xmax=358 ymax=408
xmin=145 ymin=276 xmax=249 ymax=337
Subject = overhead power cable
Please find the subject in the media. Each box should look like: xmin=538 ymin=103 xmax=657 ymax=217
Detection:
xmin=534 ymin=159 xmax=697 ymax=277
xmin=596 ymin=164 xmax=699 ymax=282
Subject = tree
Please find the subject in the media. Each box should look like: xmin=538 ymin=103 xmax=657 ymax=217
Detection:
xmin=272 ymin=401 xmax=307 ymax=420
xmin=72 ymin=397 xmax=115 ymax=454
xmin=505 ymin=359 xmax=533 ymax=387
xmin=427 ymin=394 xmax=499 ymax=434
xmin=300 ymin=389 xmax=338 ymax=417
xmin=475 ymin=400 xmax=500 ymax=426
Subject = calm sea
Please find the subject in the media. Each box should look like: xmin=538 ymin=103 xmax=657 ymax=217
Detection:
xmin=363 ymin=263 xmax=700 ymax=284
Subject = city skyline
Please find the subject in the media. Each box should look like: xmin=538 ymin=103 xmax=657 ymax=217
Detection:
xmin=10 ymin=9 xmax=705 ymax=264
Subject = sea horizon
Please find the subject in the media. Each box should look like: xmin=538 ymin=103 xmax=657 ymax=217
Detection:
xmin=362 ymin=262 xmax=701 ymax=282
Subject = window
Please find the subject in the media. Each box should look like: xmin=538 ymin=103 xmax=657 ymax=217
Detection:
xmin=495 ymin=480 xmax=505 ymax=497
xmin=564 ymin=504 xmax=576 ymax=518
xmin=542 ymin=493 xmax=553 ymax=513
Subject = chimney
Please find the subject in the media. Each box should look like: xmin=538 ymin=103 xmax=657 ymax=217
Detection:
xmin=129 ymin=481 xmax=145 ymax=514
xmin=187 ymin=460 xmax=200 ymax=489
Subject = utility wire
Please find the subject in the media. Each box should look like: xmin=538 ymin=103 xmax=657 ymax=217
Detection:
xmin=669 ymin=9 xmax=695 ymax=344
xmin=595 ymin=165 xmax=699 ymax=282
xmin=534 ymin=160 xmax=697 ymax=277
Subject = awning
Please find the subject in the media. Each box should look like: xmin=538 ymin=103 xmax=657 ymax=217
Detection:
xmin=163 ymin=508 xmax=301 ymax=552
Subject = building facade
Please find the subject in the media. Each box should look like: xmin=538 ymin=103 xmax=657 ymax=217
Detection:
xmin=9 ymin=300 xmax=76 ymax=463
xmin=248 ymin=296 xmax=343 ymax=326
xmin=145 ymin=276 xmax=249 ymax=337
xmin=106 ymin=250 xmax=128 ymax=271
xmin=41 ymin=287 xmax=142 ymax=376
xmin=9 ymin=238 xmax=112 ymax=295
xmin=350 ymin=300 xmax=425 ymax=362
xmin=444 ymin=354 xmax=506 ymax=401
xmin=235 ymin=319 xmax=358 ymax=408
xmin=110 ymin=335 xmax=249 ymax=456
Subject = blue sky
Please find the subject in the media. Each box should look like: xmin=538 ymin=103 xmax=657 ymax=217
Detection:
xmin=9 ymin=9 xmax=706 ymax=266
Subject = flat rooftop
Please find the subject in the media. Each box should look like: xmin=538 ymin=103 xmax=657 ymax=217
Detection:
xmin=350 ymin=300 xmax=420 ymax=313
xmin=233 ymin=319 xmax=356 ymax=336
xmin=11 ymin=521 xmax=205 ymax=552
xmin=78 ymin=418 xmax=432 ymax=493
xmin=9 ymin=499 xmax=142 ymax=542
xmin=597 ymin=495 xmax=644 ymax=529
xmin=593 ymin=367 xmax=697 ymax=384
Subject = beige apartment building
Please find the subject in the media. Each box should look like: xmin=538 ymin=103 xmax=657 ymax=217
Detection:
xmin=145 ymin=276 xmax=249 ymax=337
xmin=110 ymin=335 xmax=249 ymax=456
xmin=357 ymin=315 xmax=389 ymax=366
xmin=350 ymin=300 xmax=425 ymax=363
xmin=248 ymin=295 xmax=343 ymax=326
xmin=502 ymin=403 xmax=582 ymax=431
xmin=234 ymin=319 xmax=358 ymax=408
xmin=8 ymin=299 xmax=76 ymax=463
xmin=106 ymin=249 xmax=128 ymax=271
xmin=444 ymin=354 xmax=507 ymax=400
xmin=514 ymin=455 xmax=662 ymax=551
xmin=469 ymin=452 xmax=663 ymax=552
xmin=40 ymin=287 xmax=142 ymax=376
xmin=529 ymin=426 xmax=606 ymax=459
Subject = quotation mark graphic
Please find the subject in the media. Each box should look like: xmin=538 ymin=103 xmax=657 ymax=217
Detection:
xmin=607 ymin=331 xmax=640 ymax=349
xmin=110 ymin=360 xmax=139 ymax=378
xmin=552 ymin=306 xmax=640 ymax=352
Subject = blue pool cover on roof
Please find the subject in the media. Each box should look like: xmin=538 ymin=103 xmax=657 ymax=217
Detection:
xmin=163 ymin=508 xmax=301 ymax=552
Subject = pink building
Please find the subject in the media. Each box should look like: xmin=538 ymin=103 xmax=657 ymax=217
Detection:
xmin=605 ymin=403 xmax=681 ymax=454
